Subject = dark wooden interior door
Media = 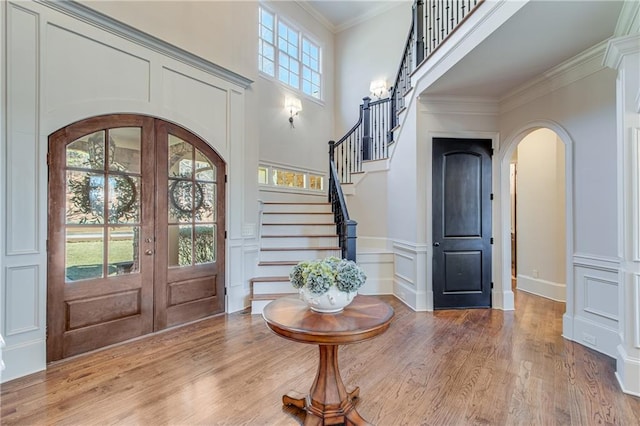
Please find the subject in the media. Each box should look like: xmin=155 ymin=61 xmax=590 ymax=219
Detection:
xmin=432 ymin=138 xmax=492 ymax=309
xmin=47 ymin=116 xmax=225 ymax=361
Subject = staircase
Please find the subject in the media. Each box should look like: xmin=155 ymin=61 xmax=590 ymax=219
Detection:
xmin=250 ymin=202 xmax=341 ymax=314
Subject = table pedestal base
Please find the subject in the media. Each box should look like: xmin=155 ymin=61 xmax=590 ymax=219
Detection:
xmin=282 ymin=345 xmax=371 ymax=426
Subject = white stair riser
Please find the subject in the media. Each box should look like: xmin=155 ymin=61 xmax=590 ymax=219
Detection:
xmin=262 ymin=203 xmax=331 ymax=214
xmin=261 ymin=249 xmax=341 ymax=262
xmin=252 ymin=281 xmax=297 ymax=295
xmin=261 ymin=236 xmax=338 ymax=248
xmin=262 ymin=213 xmax=334 ymax=224
xmin=262 ymin=224 xmax=337 ymax=236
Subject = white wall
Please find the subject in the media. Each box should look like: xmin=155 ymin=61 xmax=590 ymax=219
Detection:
xmin=334 ymin=1 xmax=412 ymax=136
xmin=515 ymin=128 xmax=566 ymax=301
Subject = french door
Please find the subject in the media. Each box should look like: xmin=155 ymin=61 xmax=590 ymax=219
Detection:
xmin=47 ymin=115 xmax=225 ymax=361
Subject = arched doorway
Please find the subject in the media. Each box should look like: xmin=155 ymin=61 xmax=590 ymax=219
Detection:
xmin=500 ymin=122 xmax=574 ymax=332
xmin=47 ymin=115 xmax=226 ymax=361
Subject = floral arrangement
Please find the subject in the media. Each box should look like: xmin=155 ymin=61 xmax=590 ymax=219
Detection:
xmin=289 ymin=256 xmax=367 ymax=295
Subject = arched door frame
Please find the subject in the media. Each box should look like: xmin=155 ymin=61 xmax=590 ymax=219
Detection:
xmin=498 ymin=120 xmax=575 ymax=338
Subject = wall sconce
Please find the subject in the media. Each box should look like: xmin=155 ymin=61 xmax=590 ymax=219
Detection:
xmin=369 ymin=80 xmax=387 ymax=99
xmin=285 ymin=96 xmax=302 ymax=128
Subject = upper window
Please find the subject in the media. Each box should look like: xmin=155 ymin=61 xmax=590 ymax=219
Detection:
xmin=259 ymin=7 xmax=322 ymax=100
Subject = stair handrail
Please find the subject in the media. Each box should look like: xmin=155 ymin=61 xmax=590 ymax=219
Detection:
xmin=328 ymin=141 xmax=357 ymax=261
xmin=389 ymin=19 xmax=415 ymax=142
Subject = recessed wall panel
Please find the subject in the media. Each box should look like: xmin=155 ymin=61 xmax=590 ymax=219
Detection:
xmin=584 ymin=275 xmax=618 ymax=321
xmin=45 ymin=24 xmax=150 ymax=112
xmin=5 ymin=266 xmax=40 ymax=336
xmin=162 ymin=67 xmax=227 ymax=147
xmin=7 ymin=4 xmax=39 ymax=254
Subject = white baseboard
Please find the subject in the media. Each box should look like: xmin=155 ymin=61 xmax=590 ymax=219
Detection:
xmin=571 ymin=315 xmax=620 ymax=358
xmin=516 ymin=274 xmax=566 ymax=302
xmin=1 ymin=339 xmax=46 ymax=383
xmin=616 ymin=344 xmax=640 ymax=397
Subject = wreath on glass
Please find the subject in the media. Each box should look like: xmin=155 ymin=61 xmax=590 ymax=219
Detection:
xmin=169 ymin=179 xmax=205 ymax=215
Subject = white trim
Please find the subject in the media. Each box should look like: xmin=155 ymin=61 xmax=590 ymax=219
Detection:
xmin=499 ymin=120 xmax=574 ymax=317
xmin=616 ymin=344 xmax=640 ymax=397
xmin=500 ymin=41 xmax=608 ymax=113
xmin=614 ymin=0 xmax=640 ymax=37
xmin=572 ymin=253 xmax=621 ymax=272
xmin=37 ymin=0 xmax=252 ymax=88
xmin=634 ymin=129 xmax=640 ymax=261
xmin=420 ymin=95 xmax=499 ymax=116
xmin=603 ymin=33 xmax=640 ymax=71
xmin=516 ymin=274 xmax=566 ymax=303
xmin=634 ymin=275 xmax=640 ymax=348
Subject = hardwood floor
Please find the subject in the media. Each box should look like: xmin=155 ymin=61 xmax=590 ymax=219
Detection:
xmin=2 ymin=291 xmax=639 ymax=425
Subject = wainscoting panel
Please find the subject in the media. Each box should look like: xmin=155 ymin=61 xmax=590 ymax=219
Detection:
xmin=572 ymin=254 xmax=620 ymax=358
xmin=6 ymin=3 xmax=39 ymax=255
xmin=161 ymin=67 xmax=227 ymax=148
xmin=5 ymin=266 xmax=40 ymax=336
xmin=44 ymin=24 xmax=150 ymax=112
xmin=392 ymin=241 xmax=430 ymax=311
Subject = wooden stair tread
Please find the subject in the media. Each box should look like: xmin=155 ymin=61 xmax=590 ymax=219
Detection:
xmin=250 ymin=293 xmax=296 ymax=301
xmin=263 ymin=202 xmax=330 ymax=205
xmin=250 ymin=276 xmax=290 ymax=282
xmin=262 ymin=222 xmax=334 ymax=226
xmin=261 ymin=234 xmax=337 ymax=238
xmin=258 ymin=260 xmax=299 ymax=266
xmin=260 ymin=247 xmax=340 ymax=252
xmin=263 ymin=212 xmax=331 ymax=215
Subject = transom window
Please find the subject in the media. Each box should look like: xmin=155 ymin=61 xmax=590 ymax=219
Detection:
xmin=259 ymin=7 xmax=322 ymax=100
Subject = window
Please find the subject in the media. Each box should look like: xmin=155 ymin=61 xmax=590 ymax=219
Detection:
xmin=259 ymin=7 xmax=322 ymax=100
xmin=258 ymin=164 xmax=324 ymax=192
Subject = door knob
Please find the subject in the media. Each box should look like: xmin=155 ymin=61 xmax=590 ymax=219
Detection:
xmin=433 ymin=242 xmax=440 ymax=247
xmin=145 ymin=249 xmax=154 ymax=255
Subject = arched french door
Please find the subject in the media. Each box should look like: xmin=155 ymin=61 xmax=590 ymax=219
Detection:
xmin=47 ymin=115 xmax=226 ymax=361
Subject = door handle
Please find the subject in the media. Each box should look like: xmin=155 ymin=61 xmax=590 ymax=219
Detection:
xmin=433 ymin=242 xmax=440 ymax=247
xmin=145 ymin=249 xmax=154 ymax=255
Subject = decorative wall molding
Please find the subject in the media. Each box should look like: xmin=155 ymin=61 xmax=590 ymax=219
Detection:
xmin=603 ymin=33 xmax=640 ymax=71
xmin=634 ymin=129 xmax=640 ymax=262
xmin=6 ymin=3 xmax=40 ymax=255
xmin=614 ymin=0 xmax=640 ymax=37
xmin=634 ymin=274 xmax=640 ymax=348
xmin=420 ymin=96 xmax=499 ymax=116
xmin=37 ymin=0 xmax=252 ymax=88
xmin=5 ymin=265 xmax=40 ymax=336
xmin=501 ymin=41 xmax=608 ymax=113
xmin=583 ymin=275 xmax=619 ymax=322
xmin=573 ymin=253 xmax=621 ymax=272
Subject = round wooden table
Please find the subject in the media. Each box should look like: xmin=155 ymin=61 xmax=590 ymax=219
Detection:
xmin=262 ymin=294 xmax=394 ymax=426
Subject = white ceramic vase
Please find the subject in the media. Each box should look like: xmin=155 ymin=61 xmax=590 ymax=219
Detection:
xmin=299 ymin=285 xmax=357 ymax=313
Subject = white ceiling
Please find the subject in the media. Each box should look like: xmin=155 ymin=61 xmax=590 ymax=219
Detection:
xmin=302 ymin=0 xmax=408 ymax=32
xmin=302 ymin=0 xmax=625 ymax=99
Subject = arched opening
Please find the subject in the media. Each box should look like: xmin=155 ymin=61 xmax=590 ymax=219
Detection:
xmin=47 ymin=115 xmax=226 ymax=361
xmin=500 ymin=122 xmax=574 ymax=335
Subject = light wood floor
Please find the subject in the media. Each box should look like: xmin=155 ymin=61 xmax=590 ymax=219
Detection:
xmin=2 ymin=291 xmax=639 ymax=425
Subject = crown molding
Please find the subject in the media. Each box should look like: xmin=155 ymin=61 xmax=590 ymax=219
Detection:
xmin=614 ymin=0 xmax=640 ymax=37
xmin=499 ymin=40 xmax=608 ymax=114
xmin=420 ymin=95 xmax=499 ymax=116
xmin=296 ymin=0 xmax=408 ymax=34
xmin=36 ymin=0 xmax=253 ymax=89
xmin=603 ymin=33 xmax=640 ymax=70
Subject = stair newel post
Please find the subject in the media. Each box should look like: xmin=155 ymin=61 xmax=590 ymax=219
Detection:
xmin=414 ymin=0 xmax=425 ymax=66
xmin=345 ymin=220 xmax=357 ymax=262
xmin=362 ymin=97 xmax=372 ymax=161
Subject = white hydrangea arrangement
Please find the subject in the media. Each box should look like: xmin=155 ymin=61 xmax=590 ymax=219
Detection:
xmin=289 ymin=256 xmax=367 ymax=295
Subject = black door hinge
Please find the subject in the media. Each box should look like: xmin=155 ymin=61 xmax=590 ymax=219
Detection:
xmin=224 ymin=230 xmax=227 ymax=239
xmin=490 ymin=148 xmax=494 ymax=156
xmin=491 ymin=282 xmax=494 ymax=289
xmin=225 ymin=174 xmax=228 ymax=183
xmin=224 ymin=287 xmax=227 ymax=295
xmin=490 ymin=237 xmax=494 ymax=244
xmin=490 ymin=193 xmax=494 ymax=200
